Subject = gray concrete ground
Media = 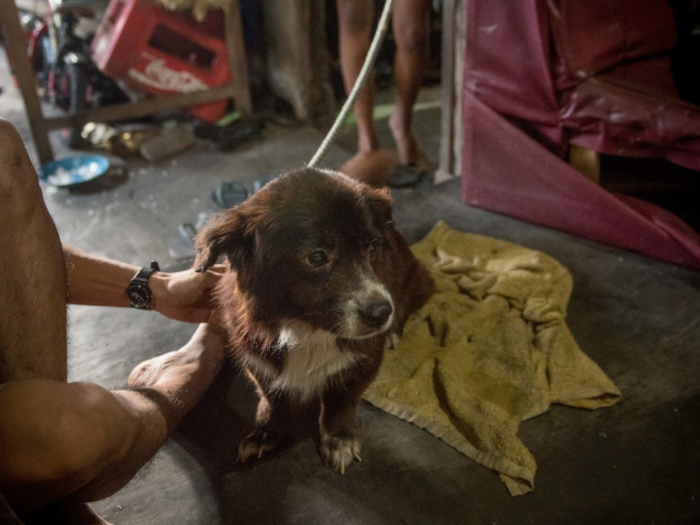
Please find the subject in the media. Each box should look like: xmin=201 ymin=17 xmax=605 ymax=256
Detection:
xmin=2 ymin=48 xmax=700 ymax=525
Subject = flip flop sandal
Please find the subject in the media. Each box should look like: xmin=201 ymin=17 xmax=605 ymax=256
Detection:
xmin=387 ymin=164 xmax=427 ymax=189
xmin=178 ymin=222 xmax=198 ymax=242
xmin=177 ymin=212 xmax=209 ymax=241
xmin=169 ymin=212 xmax=210 ymax=261
xmin=211 ymin=181 xmax=249 ymax=209
xmin=195 ymin=117 xmax=265 ymax=152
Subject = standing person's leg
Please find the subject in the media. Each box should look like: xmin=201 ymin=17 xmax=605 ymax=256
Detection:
xmin=389 ymin=0 xmax=432 ymax=170
xmin=336 ymin=0 xmax=398 ymax=184
xmin=337 ymin=0 xmax=378 ymax=154
xmin=0 ymin=118 xmax=67 ymax=383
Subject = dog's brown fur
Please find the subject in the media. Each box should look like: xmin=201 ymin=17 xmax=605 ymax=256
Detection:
xmin=194 ymin=167 xmax=433 ymax=473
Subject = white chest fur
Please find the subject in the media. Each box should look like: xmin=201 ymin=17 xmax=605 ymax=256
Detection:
xmin=244 ymin=322 xmax=358 ymax=401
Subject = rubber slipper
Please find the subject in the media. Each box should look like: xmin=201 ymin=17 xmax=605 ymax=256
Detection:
xmin=177 ymin=213 xmax=209 ymax=242
xmin=169 ymin=212 xmax=210 ymax=261
xmin=387 ymin=164 xmax=427 ymax=189
xmin=216 ymin=119 xmax=265 ymax=152
xmin=178 ymin=222 xmax=197 ymax=242
xmin=211 ymin=181 xmax=249 ymax=209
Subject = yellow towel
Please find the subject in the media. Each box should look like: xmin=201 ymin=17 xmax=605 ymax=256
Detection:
xmin=364 ymin=221 xmax=621 ymax=496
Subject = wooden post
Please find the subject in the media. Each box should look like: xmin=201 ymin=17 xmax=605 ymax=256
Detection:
xmin=258 ymin=0 xmax=333 ymax=125
xmin=0 ymin=0 xmax=54 ymax=164
xmin=437 ymin=0 xmax=456 ymax=184
xmin=225 ymin=0 xmax=252 ymax=115
xmin=436 ymin=0 xmax=464 ymax=185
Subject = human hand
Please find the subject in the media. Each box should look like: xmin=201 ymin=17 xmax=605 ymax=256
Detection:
xmin=150 ymin=265 xmax=227 ymax=323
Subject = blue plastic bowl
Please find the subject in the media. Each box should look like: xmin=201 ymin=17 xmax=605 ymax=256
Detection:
xmin=39 ymin=155 xmax=111 ymax=188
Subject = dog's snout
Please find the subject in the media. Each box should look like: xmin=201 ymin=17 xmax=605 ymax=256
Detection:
xmin=358 ymin=299 xmax=393 ymax=329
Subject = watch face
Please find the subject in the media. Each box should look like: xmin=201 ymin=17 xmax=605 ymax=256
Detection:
xmin=128 ymin=284 xmax=151 ymax=309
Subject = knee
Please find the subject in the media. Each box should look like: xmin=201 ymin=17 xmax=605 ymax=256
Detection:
xmin=393 ymin=16 xmax=429 ymax=54
xmin=337 ymin=0 xmax=374 ymax=35
xmin=50 ymin=382 xmax=141 ymax=485
xmin=0 ymin=119 xmax=32 ymax=172
xmin=0 ymin=380 xmax=140 ymax=511
xmin=0 ymin=118 xmax=42 ymax=209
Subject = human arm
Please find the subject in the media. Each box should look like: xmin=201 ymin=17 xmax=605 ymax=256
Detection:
xmin=63 ymin=245 xmax=225 ymax=323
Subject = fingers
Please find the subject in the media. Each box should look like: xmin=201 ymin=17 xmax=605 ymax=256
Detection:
xmin=203 ymin=269 xmax=224 ymax=286
xmin=152 ymin=265 xmax=227 ymax=323
xmin=208 ymin=264 xmax=228 ymax=275
xmin=168 ymin=265 xmax=225 ymax=291
xmin=198 ymin=265 xmax=227 ymax=288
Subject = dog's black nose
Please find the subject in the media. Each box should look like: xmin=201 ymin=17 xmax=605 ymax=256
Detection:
xmin=359 ymin=300 xmax=393 ymax=329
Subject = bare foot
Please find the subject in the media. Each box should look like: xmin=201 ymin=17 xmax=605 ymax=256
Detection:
xmin=340 ymin=149 xmax=400 ymax=187
xmin=127 ymin=324 xmax=226 ymax=414
xmin=388 ymin=114 xmax=432 ymax=173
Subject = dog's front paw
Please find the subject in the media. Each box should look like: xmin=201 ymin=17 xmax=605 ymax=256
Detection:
xmin=320 ymin=432 xmax=362 ymax=474
xmin=237 ymin=429 xmax=279 ymax=463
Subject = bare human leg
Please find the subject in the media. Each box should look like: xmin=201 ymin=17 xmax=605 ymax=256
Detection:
xmin=337 ymin=0 xmax=399 ymax=185
xmin=388 ymin=0 xmax=432 ymax=171
xmin=0 ymin=120 xmax=226 ymax=523
xmin=0 ymin=118 xmax=67 ymax=383
xmin=337 ymin=0 xmax=378 ymax=154
xmin=78 ymin=323 xmax=227 ymax=502
xmin=0 ymin=324 xmax=226 ymax=522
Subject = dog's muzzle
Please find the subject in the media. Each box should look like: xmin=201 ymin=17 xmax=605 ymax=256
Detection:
xmin=341 ymin=266 xmax=395 ymax=337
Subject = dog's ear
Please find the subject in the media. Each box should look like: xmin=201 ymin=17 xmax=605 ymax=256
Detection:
xmin=364 ymin=186 xmax=394 ymax=228
xmin=193 ymin=210 xmax=253 ymax=272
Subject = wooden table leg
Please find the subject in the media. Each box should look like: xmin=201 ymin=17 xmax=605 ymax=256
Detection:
xmin=225 ymin=0 xmax=252 ymax=115
xmin=0 ymin=0 xmax=54 ymax=164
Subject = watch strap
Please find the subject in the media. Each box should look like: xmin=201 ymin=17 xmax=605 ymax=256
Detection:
xmin=128 ymin=261 xmax=160 ymax=309
xmin=131 ymin=261 xmax=160 ymax=285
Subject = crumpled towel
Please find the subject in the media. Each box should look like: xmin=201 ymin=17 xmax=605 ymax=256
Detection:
xmin=364 ymin=221 xmax=621 ymax=496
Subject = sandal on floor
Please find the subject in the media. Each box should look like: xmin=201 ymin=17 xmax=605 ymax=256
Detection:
xmin=177 ymin=212 xmax=209 ymax=242
xmin=387 ymin=164 xmax=428 ymax=189
xmin=196 ymin=118 xmax=265 ymax=152
xmin=169 ymin=213 xmax=210 ymax=261
xmin=211 ymin=181 xmax=249 ymax=209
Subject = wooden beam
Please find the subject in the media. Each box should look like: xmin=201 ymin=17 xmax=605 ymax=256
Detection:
xmin=225 ymin=0 xmax=252 ymax=115
xmin=43 ymin=84 xmax=237 ymax=130
xmin=437 ymin=0 xmax=456 ymax=183
xmin=0 ymin=0 xmax=54 ymax=163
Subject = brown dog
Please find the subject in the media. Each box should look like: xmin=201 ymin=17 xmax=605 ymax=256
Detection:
xmin=194 ymin=167 xmax=433 ymax=473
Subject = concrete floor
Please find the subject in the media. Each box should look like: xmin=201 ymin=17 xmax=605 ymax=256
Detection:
xmin=2 ymin=49 xmax=700 ymax=525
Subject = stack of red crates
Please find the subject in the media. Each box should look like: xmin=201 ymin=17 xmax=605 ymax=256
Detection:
xmin=91 ymin=0 xmax=231 ymax=122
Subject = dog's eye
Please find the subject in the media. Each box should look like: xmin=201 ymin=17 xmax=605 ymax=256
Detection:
xmin=369 ymin=239 xmax=380 ymax=256
xmin=307 ymin=249 xmax=329 ymax=267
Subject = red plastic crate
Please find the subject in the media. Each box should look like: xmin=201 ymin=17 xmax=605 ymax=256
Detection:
xmin=91 ymin=0 xmax=230 ymax=121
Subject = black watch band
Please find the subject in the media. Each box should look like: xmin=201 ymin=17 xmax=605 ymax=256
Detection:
xmin=127 ymin=261 xmax=160 ymax=310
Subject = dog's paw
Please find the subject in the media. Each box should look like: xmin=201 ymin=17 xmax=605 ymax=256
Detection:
xmin=320 ymin=432 xmax=362 ymax=474
xmin=237 ymin=429 xmax=279 ymax=463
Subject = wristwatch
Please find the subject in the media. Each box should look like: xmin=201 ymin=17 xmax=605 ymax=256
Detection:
xmin=127 ymin=261 xmax=160 ymax=310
